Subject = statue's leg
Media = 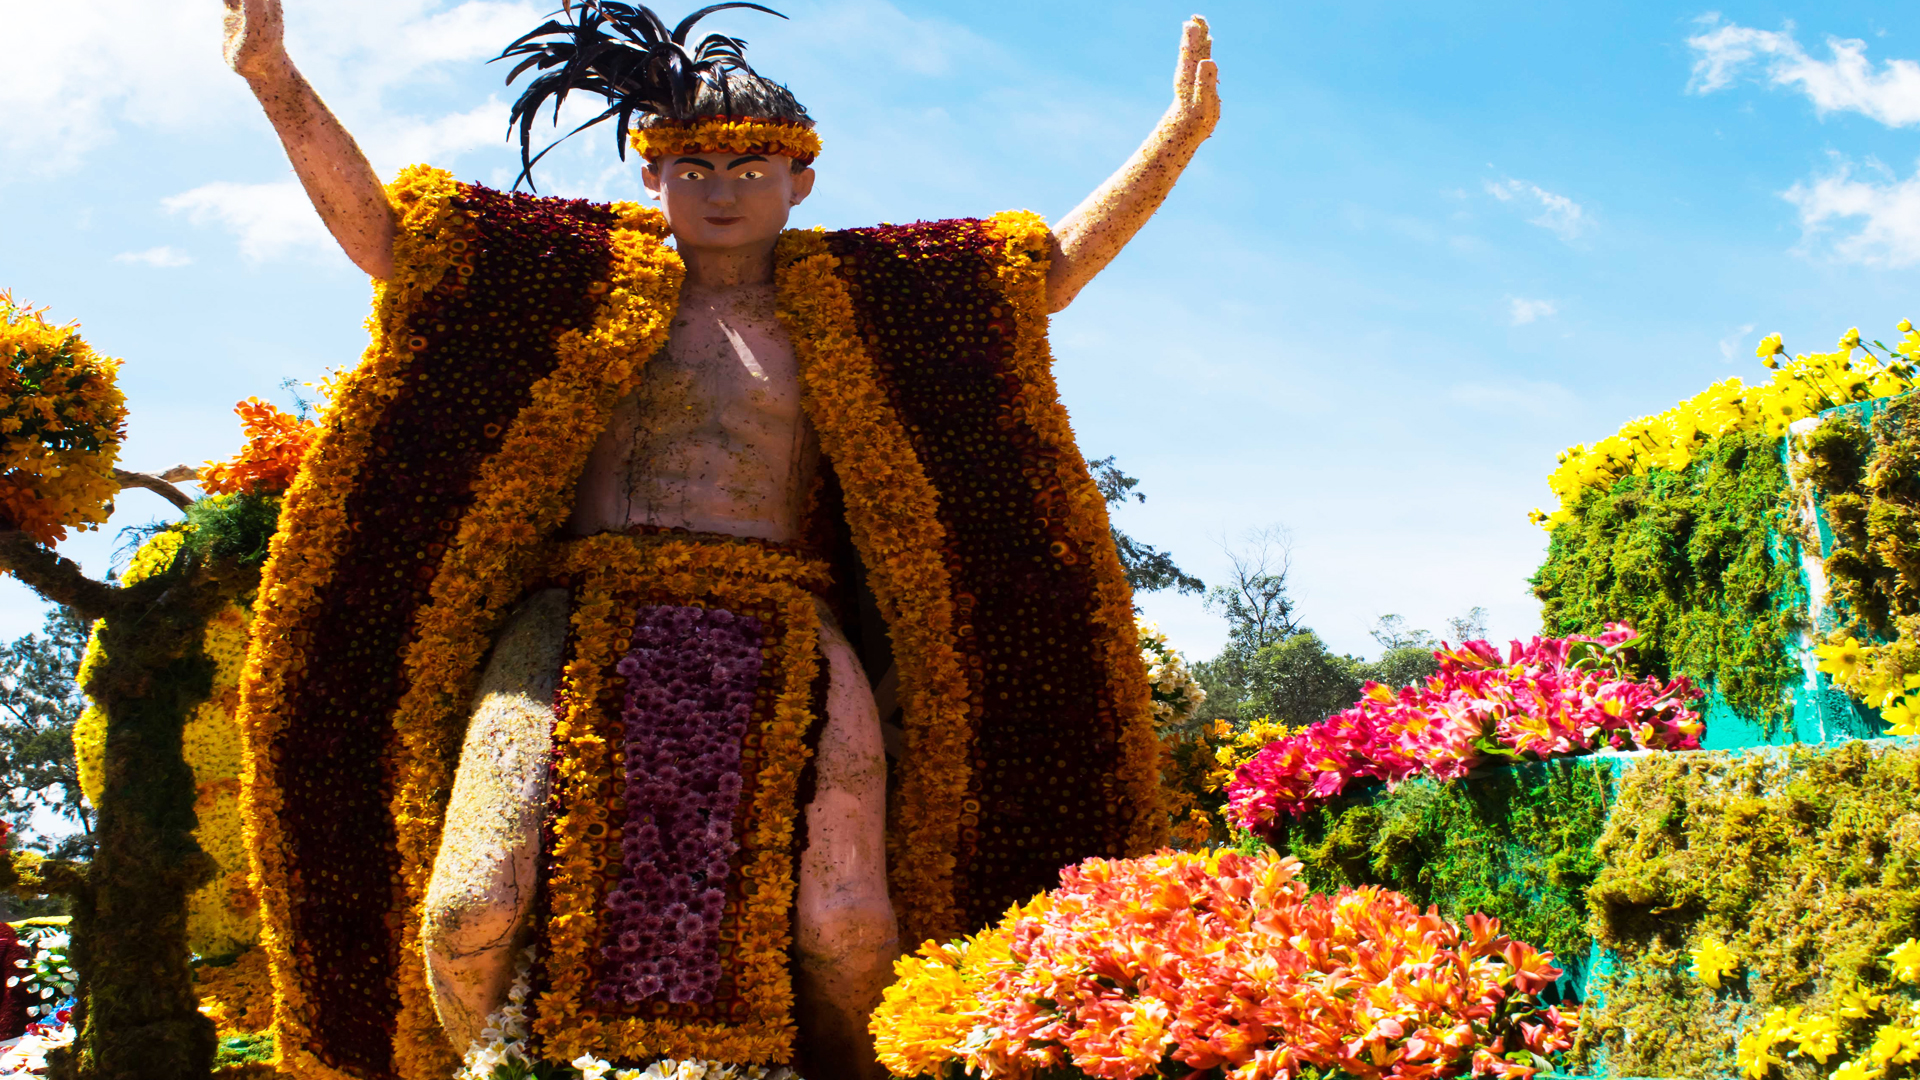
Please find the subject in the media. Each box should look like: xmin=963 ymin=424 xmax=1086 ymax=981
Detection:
xmin=421 ymin=588 xmax=570 ymax=1054
xmin=795 ymin=599 xmax=900 ymax=1080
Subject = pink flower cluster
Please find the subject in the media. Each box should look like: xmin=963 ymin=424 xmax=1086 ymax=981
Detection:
xmin=1228 ymin=624 xmax=1703 ymax=837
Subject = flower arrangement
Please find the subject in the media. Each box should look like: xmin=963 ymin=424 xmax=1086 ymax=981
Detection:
xmin=1533 ymin=323 xmax=1920 ymax=529
xmin=1719 ymin=939 xmax=1920 ymax=1080
xmin=0 ymin=291 xmax=127 ymax=545
xmin=457 ymin=947 xmax=805 ymax=1080
xmin=7 ymin=924 xmax=75 ymax=1025
xmin=1227 ymin=625 xmax=1702 ymax=837
xmin=199 ymin=397 xmax=320 ymax=496
xmin=195 ymin=947 xmax=275 ymax=1036
xmin=870 ymin=849 xmax=1578 ymax=1080
xmin=72 ymin=524 xmax=261 ymax=959
xmin=1138 ymin=619 xmax=1205 ymax=731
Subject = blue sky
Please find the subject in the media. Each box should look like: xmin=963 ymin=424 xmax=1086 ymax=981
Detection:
xmin=4 ymin=0 xmax=1919 ymax=664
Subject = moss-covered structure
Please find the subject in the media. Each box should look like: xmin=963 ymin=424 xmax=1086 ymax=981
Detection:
xmin=1532 ymin=430 xmax=1803 ymax=735
xmin=1574 ymin=741 xmax=1920 ymax=1079
xmin=1265 ymin=760 xmax=1612 ymax=980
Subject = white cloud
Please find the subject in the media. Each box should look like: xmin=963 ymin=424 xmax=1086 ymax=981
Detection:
xmin=1507 ymin=297 xmax=1559 ymax=325
xmin=1687 ymin=16 xmax=1920 ymax=126
xmin=0 ymin=0 xmax=539 ymax=176
xmin=1783 ymin=159 xmax=1920 ymax=267
xmin=1719 ymin=323 xmax=1758 ymax=360
xmin=162 ymin=181 xmax=339 ymax=263
xmin=113 ymin=246 xmax=193 ymax=268
xmin=1484 ymin=178 xmax=1590 ymax=241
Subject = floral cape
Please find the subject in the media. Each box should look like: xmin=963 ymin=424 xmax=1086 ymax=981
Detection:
xmin=234 ymin=166 xmax=1160 ymax=1079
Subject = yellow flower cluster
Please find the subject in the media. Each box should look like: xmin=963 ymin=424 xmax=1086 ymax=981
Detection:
xmin=72 ymin=524 xmax=259 ymax=960
xmin=1721 ymin=938 xmax=1920 ymax=1080
xmin=0 ymin=292 xmax=127 ymax=545
xmin=535 ymin=534 xmax=828 ymax=1065
xmin=869 ymin=899 xmax=1038 ymax=1078
xmin=1533 ymin=323 xmax=1920 ymax=528
xmin=1813 ymin=634 xmax=1920 ymax=735
xmin=629 ymin=118 xmax=822 ymax=166
xmin=195 ymin=946 xmax=275 ymax=1035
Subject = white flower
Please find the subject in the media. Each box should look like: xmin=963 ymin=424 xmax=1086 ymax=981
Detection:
xmin=573 ymin=1053 xmax=613 ymax=1080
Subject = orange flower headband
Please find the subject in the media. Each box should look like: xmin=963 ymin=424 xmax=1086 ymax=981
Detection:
xmin=629 ymin=117 xmax=821 ymax=167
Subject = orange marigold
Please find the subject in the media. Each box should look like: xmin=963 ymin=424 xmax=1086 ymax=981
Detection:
xmin=0 ymin=292 xmax=127 ymax=545
xmin=200 ymin=397 xmax=318 ymax=496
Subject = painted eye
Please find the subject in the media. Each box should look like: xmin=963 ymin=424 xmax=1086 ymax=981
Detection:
xmin=678 ymin=169 xmax=705 ymax=181
xmin=740 ymin=169 xmax=765 ymax=180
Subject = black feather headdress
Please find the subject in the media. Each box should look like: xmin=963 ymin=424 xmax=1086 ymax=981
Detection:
xmin=496 ymin=1 xmax=811 ymax=190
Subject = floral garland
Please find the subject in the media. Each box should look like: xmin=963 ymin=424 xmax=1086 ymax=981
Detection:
xmin=629 ymin=119 xmax=821 ymax=167
xmin=1535 ymin=323 xmax=1920 ymax=529
xmin=869 ymin=849 xmax=1579 ymax=1080
xmin=536 ymin=533 xmax=827 ymax=1065
xmin=457 ymin=947 xmax=804 ymax=1080
xmin=774 ymin=215 xmax=1161 ymax=942
xmin=0 ymin=291 xmax=127 ymax=546
xmin=73 ymin=523 xmax=261 ymax=959
xmin=236 ymin=166 xmax=680 ymax=1080
xmin=1227 ymin=624 xmax=1703 ymax=837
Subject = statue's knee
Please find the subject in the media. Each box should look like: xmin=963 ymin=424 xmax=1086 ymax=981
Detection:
xmin=797 ymin=899 xmax=898 ymax=966
xmin=423 ymin=884 xmax=518 ymax=963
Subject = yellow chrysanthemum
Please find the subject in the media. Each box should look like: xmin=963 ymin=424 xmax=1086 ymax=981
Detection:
xmin=0 ymin=292 xmax=128 ymax=545
xmin=1690 ymin=936 xmax=1739 ymax=990
xmin=1817 ymin=635 xmax=1867 ymax=683
xmin=1889 ymin=938 xmax=1920 ymax=983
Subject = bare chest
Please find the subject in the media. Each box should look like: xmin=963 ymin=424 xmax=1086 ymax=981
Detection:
xmin=567 ymin=284 xmax=817 ymax=542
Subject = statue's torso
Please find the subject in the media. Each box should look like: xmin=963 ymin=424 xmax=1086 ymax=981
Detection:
xmin=568 ymin=282 xmax=818 ymax=542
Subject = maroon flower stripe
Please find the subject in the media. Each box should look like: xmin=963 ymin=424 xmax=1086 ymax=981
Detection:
xmin=268 ymin=183 xmax=614 ymax=1077
xmin=825 ymin=220 xmax=1128 ymax=928
xmin=599 ymin=605 xmax=764 ymax=1007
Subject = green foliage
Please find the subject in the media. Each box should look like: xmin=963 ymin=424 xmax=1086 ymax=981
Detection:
xmin=1198 ymin=630 xmax=1443 ymax=728
xmin=0 ymin=607 xmax=94 ymax=864
xmin=1089 ymin=456 xmax=1204 ymax=596
xmin=1258 ymin=758 xmax=1611 ymax=972
xmin=1576 ymin=742 xmax=1920 ymax=1079
xmin=1531 ymin=428 xmax=1800 ymax=731
xmin=1797 ymin=397 xmax=1920 ymax=639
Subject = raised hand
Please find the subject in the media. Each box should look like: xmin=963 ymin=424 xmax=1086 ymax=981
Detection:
xmin=222 ymin=0 xmax=286 ymax=79
xmin=1170 ymin=16 xmax=1222 ymax=138
xmin=1044 ymin=15 xmax=1223 ymax=313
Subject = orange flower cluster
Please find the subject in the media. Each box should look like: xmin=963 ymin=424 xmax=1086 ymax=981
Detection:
xmin=535 ymin=533 xmax=829 ymax=1065
xmin=195 ymin=947 xmax=276 ymax=1035
xmin=0 ymin=292 xmax=127 ymax=545
xmin=200 ymin=397 xmax=319 ymax=496
xmin=872 ymin=850 xmax=1578 ymax=1080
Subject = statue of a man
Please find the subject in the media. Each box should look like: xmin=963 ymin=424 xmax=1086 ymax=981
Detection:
xmin=223 ymin=3 xmax=1217 ymax=1079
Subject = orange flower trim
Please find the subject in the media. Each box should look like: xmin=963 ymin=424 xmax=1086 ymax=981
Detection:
xmin=985 ymin=211 xmax=1163 ymax=857
xmin=534 ymin=533 xmax=826 ymax=1064
xmin=630 ymin=118 xmax=822 ymax=167
xmin=772 ymin=229 xmax=974 ymax=946
xmin=0 ymin=291 xmax=127 ymax=546
xmin=200 ymin=397 xmax=320 ymax=497
xmin=235 ymin=163 xmax=472 ymax=1080
xmin=383 ymin=197 xmax=681 ymax=1079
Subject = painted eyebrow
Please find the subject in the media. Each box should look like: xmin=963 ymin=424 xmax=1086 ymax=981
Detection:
xmin=673 ymin=156 xmax=716 ymax=169
xmin=727 ymin=155 xmax=770 ymax=170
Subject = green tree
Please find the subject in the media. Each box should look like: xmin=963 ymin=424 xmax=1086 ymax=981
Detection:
xmin=1090 ymin=456 xmax=1204 ymax=596
xmin=0 ymin=607 xmax=94 ymax=861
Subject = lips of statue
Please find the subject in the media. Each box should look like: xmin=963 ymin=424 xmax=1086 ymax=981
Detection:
xmin=642 ymin=151 xmax=817 ymax=256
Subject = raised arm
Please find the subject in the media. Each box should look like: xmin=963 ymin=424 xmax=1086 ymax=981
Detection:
xmin=224 ymin=0 xmax=396 ymax=280
xmin=1046 ymin=17 xmax=1221 ymax=313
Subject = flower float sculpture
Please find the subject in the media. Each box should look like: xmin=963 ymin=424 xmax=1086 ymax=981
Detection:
xmin=0 ymin=292 xmax=127 ymax=548
xmin=870 ymin=849 xmax=1578 ymax=1080
xmin=1227 ymin=625 xmax=1702 ymax=838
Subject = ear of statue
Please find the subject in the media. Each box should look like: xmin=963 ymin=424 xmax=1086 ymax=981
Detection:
xmin=790 ymin=166 xmax=817 ymax=207
xmin=642 ymin=161 xmax=664 ymax=202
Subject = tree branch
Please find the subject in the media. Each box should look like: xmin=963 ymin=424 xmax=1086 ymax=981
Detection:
xmin=114 ymin=467 xmax=195 ymax=511
xmin=0 ymin=531 xmax=121 ymax=621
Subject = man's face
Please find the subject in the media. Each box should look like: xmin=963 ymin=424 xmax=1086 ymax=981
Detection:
xmin=641 ymin=152 xmax=816 ymax=252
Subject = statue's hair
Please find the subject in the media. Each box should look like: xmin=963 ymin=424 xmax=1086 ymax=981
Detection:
xmin=496 ymin=1 xmax=811 ymax=190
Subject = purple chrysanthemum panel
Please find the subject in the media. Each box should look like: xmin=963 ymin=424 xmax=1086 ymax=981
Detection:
xmin=596 ymin=604 xmax=765 ymax=1006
